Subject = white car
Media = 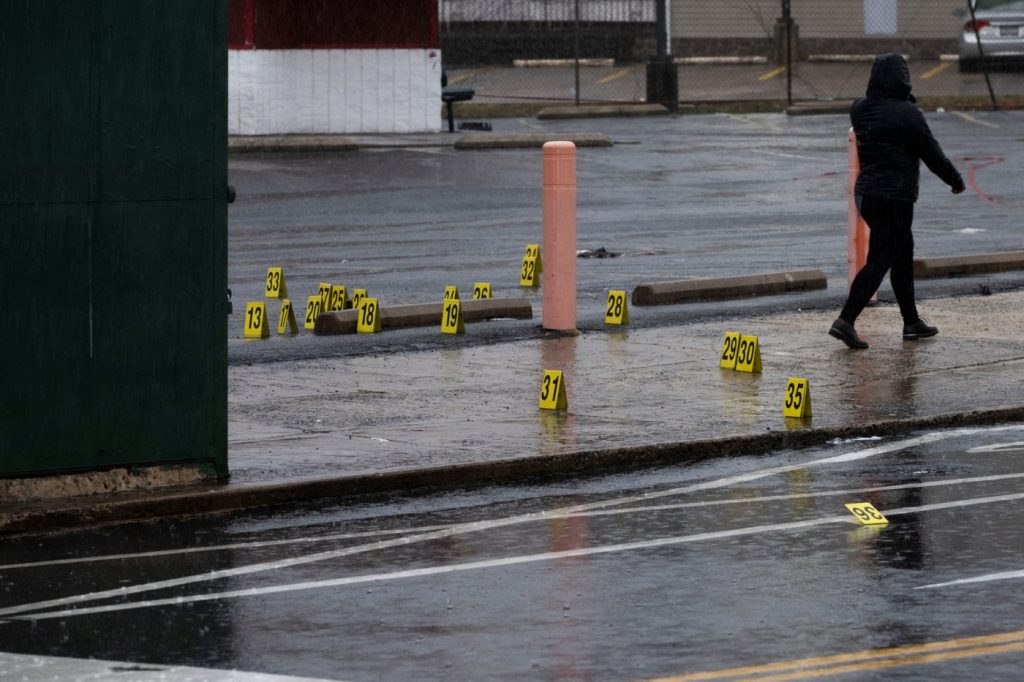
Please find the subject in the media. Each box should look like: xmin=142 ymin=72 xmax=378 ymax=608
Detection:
xmin=958 ymin=0 xmax=1024 ymax=71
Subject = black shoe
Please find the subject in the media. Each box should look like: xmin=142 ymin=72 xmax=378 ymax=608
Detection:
xmin=829 ymin=318 xmax=868 ymax=349
xmin=903 ymin=318 xmax=938 ymax=340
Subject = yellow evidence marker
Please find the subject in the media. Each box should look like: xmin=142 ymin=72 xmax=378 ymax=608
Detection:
xmin=719 ymin=331 xmax=741 ymax=369
xmin=329 ymin=285 xmax=348 ymax=311
xmin=783 ymin=377 xmax=812 ymax=418
xmin=441 ymin=298 xmax=465 ymax=334
xmin=303 ymin=295 xmax=322 ymax=331
xmin=845 ymin=502 xmax=889 ymax=526
xmin=265 ymin=267 xmax=287 ymax=298
xmin=604 ymin=290 xmax=629 ymax=325
xmin=318 ymin=283 xmax=332 ymax=312
xmin=443 ymin=285 xmax=460 ymax=301
xmin=357 ymin=297 xmax=381 ymax=334
xmin=538 ymin=369 xmax=568 ymax=410
xmin=525 ymin=243 xmax=543 ymax=273
xmin=351 ymin=288 xmax=368 ymax=311
xmin=277 ymin=299 xmax=298 ymax=335
xmin=243 ymin=301 xmax=270 ymax=338
xmin=520 ymin=256 xmax=539 ymax=287
xmin=473 ymin=282 xmax=492 ymax=300
xmin=735 ymin=334 xmax=763 ymax=373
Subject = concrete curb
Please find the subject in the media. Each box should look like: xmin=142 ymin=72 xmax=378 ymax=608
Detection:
xmin=632 ymin=270 xmax=827 ymax=306
xmin=914 ymin=251 xmax=1024 ymax=279
xmin=4 ymin=405 xmax=1022 ymax=536
xmin=454 ymin=132 xmax=613 ymax=150
xmin=229 ymin=135 xmax=358 ymax=153
xmin=537 ymin=104 xmax=669 ymax=120
xmin=786 ymin=101 xmax=853 ymax=116
xmin=314 ymin=298 xmax=533 ymax=335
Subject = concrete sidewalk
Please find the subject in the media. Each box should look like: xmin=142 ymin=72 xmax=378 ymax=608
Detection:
xmin=3 ymin=290 xmax=1023 ymax=535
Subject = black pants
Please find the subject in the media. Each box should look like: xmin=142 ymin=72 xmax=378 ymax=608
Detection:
xmin=840 ymin=195 xmax=919 ymax=325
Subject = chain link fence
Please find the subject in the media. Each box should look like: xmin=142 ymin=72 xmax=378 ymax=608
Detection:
xmin=440 ymin=0 xmax=1024 ymax=109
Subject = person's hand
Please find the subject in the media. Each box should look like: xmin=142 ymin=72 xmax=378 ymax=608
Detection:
xmin=951 ymin=177 xmax=966 ymax=194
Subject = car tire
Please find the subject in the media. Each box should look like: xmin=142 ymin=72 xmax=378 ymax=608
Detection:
xmin=958 ymin=59 xmax=977 ymax=73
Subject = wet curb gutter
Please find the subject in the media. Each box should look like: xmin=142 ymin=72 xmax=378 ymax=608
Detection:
xmin=3 ymin=405 xmax=1022 ymax=537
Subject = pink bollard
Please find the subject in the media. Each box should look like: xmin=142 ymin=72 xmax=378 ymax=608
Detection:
xmin=847 ymin=128 xmax=871 ymax=296
xmin=542 ymin=141 xmax=577 ymax=331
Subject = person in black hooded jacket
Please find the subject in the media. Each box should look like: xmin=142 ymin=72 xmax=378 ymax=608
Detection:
xmin=829 ymin=53 xmax=966 ymax=350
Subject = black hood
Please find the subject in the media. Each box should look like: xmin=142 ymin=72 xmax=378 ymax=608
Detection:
xmin=865 ymin=53 xmax=915 ymax=102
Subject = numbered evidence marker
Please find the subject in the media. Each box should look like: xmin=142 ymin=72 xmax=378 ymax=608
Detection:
xmin=719 ymin=331 xmax=741 ymax=369
xmin=443 ymin=285 xmax=460 ymax=301
xmin=277 ymin=299 xmax=299 ymax=335
xmin=243 ymin=302 xmax=270 ymax=338
xmin=472 ymin=282 xmax=492 ymax=300
xmin=265 ymin=267 xmax=287 ymax=298
xmin=783 ymin=377 xmax=812 ymax=418
xmin=303 ymin=295 xmax=323 ymax=331
xmin=520 ymin=256 xmax=539 ymax=287
xmin=357 ymin=297 xmax=382 ymax=334
xmin=734 ymin=334 xmax=763 ymax=373
xmin=604 ymin=290 xmax=629 ymax=325
xmin=538 ymin=369 xmax=568 ymax=410
xmin=318 ymin=283 xmax=332 ymax=312
xmin=525 ymin=243 xmax=543 ymax=273
xmin=351 ymin=288 xmax=368 ymax=312
xmin=329 ymin=285 xmax=348 ymax=311
xmin=845 ymin=502 xmax=889 ymax=526
xmin=441 ymin=298 xmax=465 ymax=334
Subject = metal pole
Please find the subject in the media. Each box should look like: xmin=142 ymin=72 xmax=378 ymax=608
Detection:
xmin=656 ymin=0 xmax=667 ymax=58
xmin=574 ymin=0 xmax=581 ymax=106
xmin=783 ymin=0 xmax=792 ymax=105
xmin=967 ymin=0 xmax=998 ymax=109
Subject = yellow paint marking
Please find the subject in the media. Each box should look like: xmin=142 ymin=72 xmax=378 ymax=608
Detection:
xmin=644 ymin=628 xmax=1024 ymax=681
xmin=596 ymin=66 xmax=638 ymax=85
xmin=758 ymin=66 xmax=786 ymax=81
xmin=951 ymin=111 xmax=1000 ymax=129
xmin=447 ymin=67 xmax=492 ymax=85
xmin=919 ymin=61 xmax=952 ymax=80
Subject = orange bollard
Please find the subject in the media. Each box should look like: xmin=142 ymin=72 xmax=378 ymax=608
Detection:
xmin=847 ymin=128 xmax=874 ymax=300
xmin=542 ymin=141 xmax=577 ymax=331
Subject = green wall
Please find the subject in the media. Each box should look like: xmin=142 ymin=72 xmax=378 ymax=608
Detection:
xmin=0 ymin=1 xmax=228 ymax=478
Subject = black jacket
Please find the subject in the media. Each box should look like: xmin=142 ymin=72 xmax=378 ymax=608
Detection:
xmin=851 ymin=54 xmax=963 ymax=203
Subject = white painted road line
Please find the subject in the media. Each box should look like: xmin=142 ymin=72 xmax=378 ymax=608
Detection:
xmin=2 ymin=426 xmax=1019 ymax=618
xmin=13 ymin=491 xmax=1024 ymax=621
xmin=7 ymin=471 xmax=1022 ymax=572
xmin=0 ymin=523 xmax=459 ymax=572
xmin=917 ymin=569 xmax=1024 ymax=590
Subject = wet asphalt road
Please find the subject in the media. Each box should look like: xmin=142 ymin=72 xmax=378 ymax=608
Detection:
xmin=226 ymin=110 xmax=1024 ymax=364
xmin=3 ymin=424 xmax=1024 ymax=680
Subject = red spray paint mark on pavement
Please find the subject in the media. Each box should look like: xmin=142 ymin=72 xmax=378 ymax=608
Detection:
xmin=962 ymin=155 xmax=1003 ymax=201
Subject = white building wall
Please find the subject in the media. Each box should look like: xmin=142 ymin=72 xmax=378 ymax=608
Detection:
xmin=229 ymin=49 xmax=443 ymax=135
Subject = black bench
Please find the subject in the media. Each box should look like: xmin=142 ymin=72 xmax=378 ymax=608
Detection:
xmin=441 ymin=72 xmax=475 ymax=133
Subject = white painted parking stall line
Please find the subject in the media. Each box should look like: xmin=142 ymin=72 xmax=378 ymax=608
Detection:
xmin=2 ymin=426 xmax=1020 ymax=619
xmin=917 ymin=569 xmax=1024 ymax=590
xmin=13 ymin=491 xmax=1024 ymax=621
